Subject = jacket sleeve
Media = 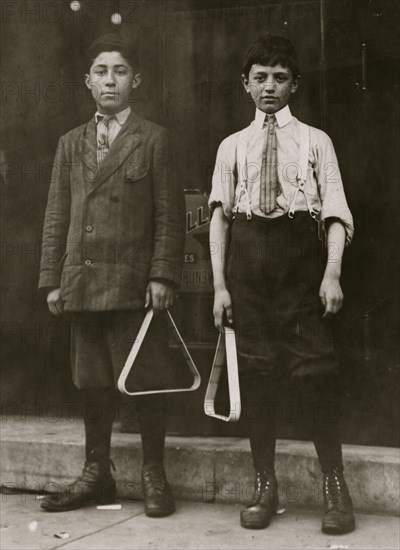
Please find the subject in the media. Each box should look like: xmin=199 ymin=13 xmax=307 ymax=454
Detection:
xmin=149 ymin=128 xmax=185 ymax=288
xmin=38 ymin=137 xmax=71 ymax=289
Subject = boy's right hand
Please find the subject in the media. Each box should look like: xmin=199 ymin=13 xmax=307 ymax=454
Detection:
xmin=213 ymin=287 xmax=233 ymax=332
xmin=47 ymin=288 xmax=64 ymax=316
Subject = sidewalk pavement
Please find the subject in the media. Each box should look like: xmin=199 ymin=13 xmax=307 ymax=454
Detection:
xmin=1 ymin=418 xmax=399 ymax=515
xmin=1 ymin=492 xmax=400 ymax=550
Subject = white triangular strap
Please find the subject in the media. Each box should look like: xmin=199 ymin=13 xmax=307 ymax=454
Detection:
xmin=117 ymin=309 xmax=201 ymax=396
xmin=204 ymin=327 xmax=241 ymax=422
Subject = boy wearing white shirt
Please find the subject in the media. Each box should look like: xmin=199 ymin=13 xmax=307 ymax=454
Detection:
xmin=209 ymin=35 xmax=355 ymax=534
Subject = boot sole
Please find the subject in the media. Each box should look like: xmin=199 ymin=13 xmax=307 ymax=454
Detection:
xmin=145 ymin=506 xmax=176 ymax=518
xmin=41 ymin=498 xmax=116 ymax=512
xmin=40 ymin=489 xmax=116 ymax=513
xmin=240 ymin=508 xmax=277 ymax=530
xmin=41 ymin=501 xmax=94 ymax=512
xmin=240 ymin=519 xmax=271 ymax=530
xmin=322 ymin=520 xmax=356 ymax=535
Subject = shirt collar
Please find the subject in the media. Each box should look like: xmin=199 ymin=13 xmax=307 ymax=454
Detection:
xmin=254 ymin=105 xmax=292 ymax=129
xmin=95 ymin=106 xmax=131 ymax=125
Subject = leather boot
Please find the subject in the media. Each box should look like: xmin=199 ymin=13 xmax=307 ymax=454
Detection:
xmin=142 ymin=463 xmax=175 ymax=517
xmin=40 ymin=461 xmax=116 ymax=512
xmin=322 ymin=468 xmax=355 ymax=534
xmin=240 ymin=470 xmax=279 ymax=529
xmin=136 ymin=395 xmax=175 ymax=517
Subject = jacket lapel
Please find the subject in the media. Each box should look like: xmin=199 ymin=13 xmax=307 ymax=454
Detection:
xmin=87 ymin=110 xmax=142 ymax=193
xmin=81 ymin=118 xmax=98 ymax=190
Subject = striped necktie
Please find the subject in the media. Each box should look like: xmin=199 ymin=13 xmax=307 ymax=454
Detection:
xmin=260 ymin=114 xmax=279 ymax=214
xmin=96 ymin=114 xmax=113 ymax=165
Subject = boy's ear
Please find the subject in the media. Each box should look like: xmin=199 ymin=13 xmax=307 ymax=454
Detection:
xmin=85 ymin=74 xmax=91 ymax=89
xmin=241 ymin=74 xmax=250 ymax=94
xmin=131 ymin=73 xmax=142 ymax=90
xmin=291 ymin=75 xmax=300 ymax=94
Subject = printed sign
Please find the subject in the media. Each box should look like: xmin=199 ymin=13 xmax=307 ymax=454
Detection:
xmin=182 ymin=190 xmax=213 ymax=294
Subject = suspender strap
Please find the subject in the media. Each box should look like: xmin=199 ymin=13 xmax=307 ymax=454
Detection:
xmin=237 ymin=121 xmax=318 ymax=224
xmin=288 ymin=122 xmax=317 ymax=220
xmin=298 ymin=121 xmax=310 ymax=186
xmin=234 ymin=127 xmax=252 ymax=219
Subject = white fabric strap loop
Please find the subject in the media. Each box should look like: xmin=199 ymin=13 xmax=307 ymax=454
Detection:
xmin=204 ymin=327 xmax=241 ymax=422
xmin=117 ymin=309 xmax=201 ymax=396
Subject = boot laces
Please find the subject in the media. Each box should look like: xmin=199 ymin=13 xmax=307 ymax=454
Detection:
xmin=324 ymin=473 xmax=346 ymax=505
xmin=75 ymin=461 xmax=113 ymax=486
xmin=144 ymin=466 xmax=166 ymax=492
xmin=252 ymin=471 xmax=276 ymax=504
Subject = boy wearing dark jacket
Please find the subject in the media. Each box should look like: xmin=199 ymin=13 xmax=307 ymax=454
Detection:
xmin=39 ymin=33 xmax=184 ymax=517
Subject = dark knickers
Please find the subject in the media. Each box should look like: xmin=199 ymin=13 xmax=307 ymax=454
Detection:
xmin=68 ymin=310 xmax=173 ymax=390
xmin=227 ymin=212 xmax=339 ymax=378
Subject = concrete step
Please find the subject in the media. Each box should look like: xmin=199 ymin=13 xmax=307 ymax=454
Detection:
xmin=1 ymin=417 xmax=399 ymax=516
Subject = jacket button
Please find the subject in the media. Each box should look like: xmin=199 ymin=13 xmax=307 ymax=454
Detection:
xmin=110 ymin=196 xmax=119 ymax=203
xmin=84 ymin=259 xmax=92 ymax=266
xmin=85 ymin=225 xmax=93 ymax=232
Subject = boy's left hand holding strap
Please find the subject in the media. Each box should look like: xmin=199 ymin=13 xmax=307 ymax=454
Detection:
xmin=46 ymin=287 xmax=64 ymax=316
xmin=145 ymin=280 xmax=175 ymax=312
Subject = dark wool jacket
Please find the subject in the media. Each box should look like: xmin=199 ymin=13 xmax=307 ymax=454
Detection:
xmin=39 ymin=110 xmax=185 ymax=311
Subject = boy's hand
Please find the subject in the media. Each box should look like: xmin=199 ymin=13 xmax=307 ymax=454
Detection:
xmin=213 ymin=287 xmax=233 ymax=332
xmin=47 ymin=288 xmax=64 ymax=316
xmin=145 ymin=281 xmax=175 ymax=312
xmin=319 ymin=275 xmax=343 ymax=318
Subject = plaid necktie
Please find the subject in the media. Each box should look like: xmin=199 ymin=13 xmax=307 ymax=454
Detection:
xmin=260 ymin=114 xmax=279 ymax=214
xmin=96 ymin=114 xmax=113 ymax=165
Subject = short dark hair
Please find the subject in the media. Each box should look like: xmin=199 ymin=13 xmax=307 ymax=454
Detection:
xmin=242 ymin=35 xmax=300 ymax=79
xmin=85 ymin=33 xmax=139 ymax=72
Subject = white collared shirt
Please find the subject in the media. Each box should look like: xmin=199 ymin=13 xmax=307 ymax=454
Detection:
xmin=254 ymin=104 xmax=293 ymax=129
xmin=95 ymin=106 xmax=131 ymax=149
xmin=209 ymin=105 xmax=354 ymax=244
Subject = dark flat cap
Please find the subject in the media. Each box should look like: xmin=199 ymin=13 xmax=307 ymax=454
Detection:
xmin=86 ymin=32 xmax=139 ymax=69
xmin=88 ymin=32 xmax=131 ymax=54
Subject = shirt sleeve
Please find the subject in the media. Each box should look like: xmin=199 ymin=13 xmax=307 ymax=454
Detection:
xmin=314 ymin=133 xmax=354 ymax=245
xmin=208 ymin=134 xmax=237 ymax=220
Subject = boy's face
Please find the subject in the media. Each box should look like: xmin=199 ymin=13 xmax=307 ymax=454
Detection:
xmin=242 ymin=63 xmax=299 ymax=114
xmin=85 ymin=51 xmax=141 ymax=114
